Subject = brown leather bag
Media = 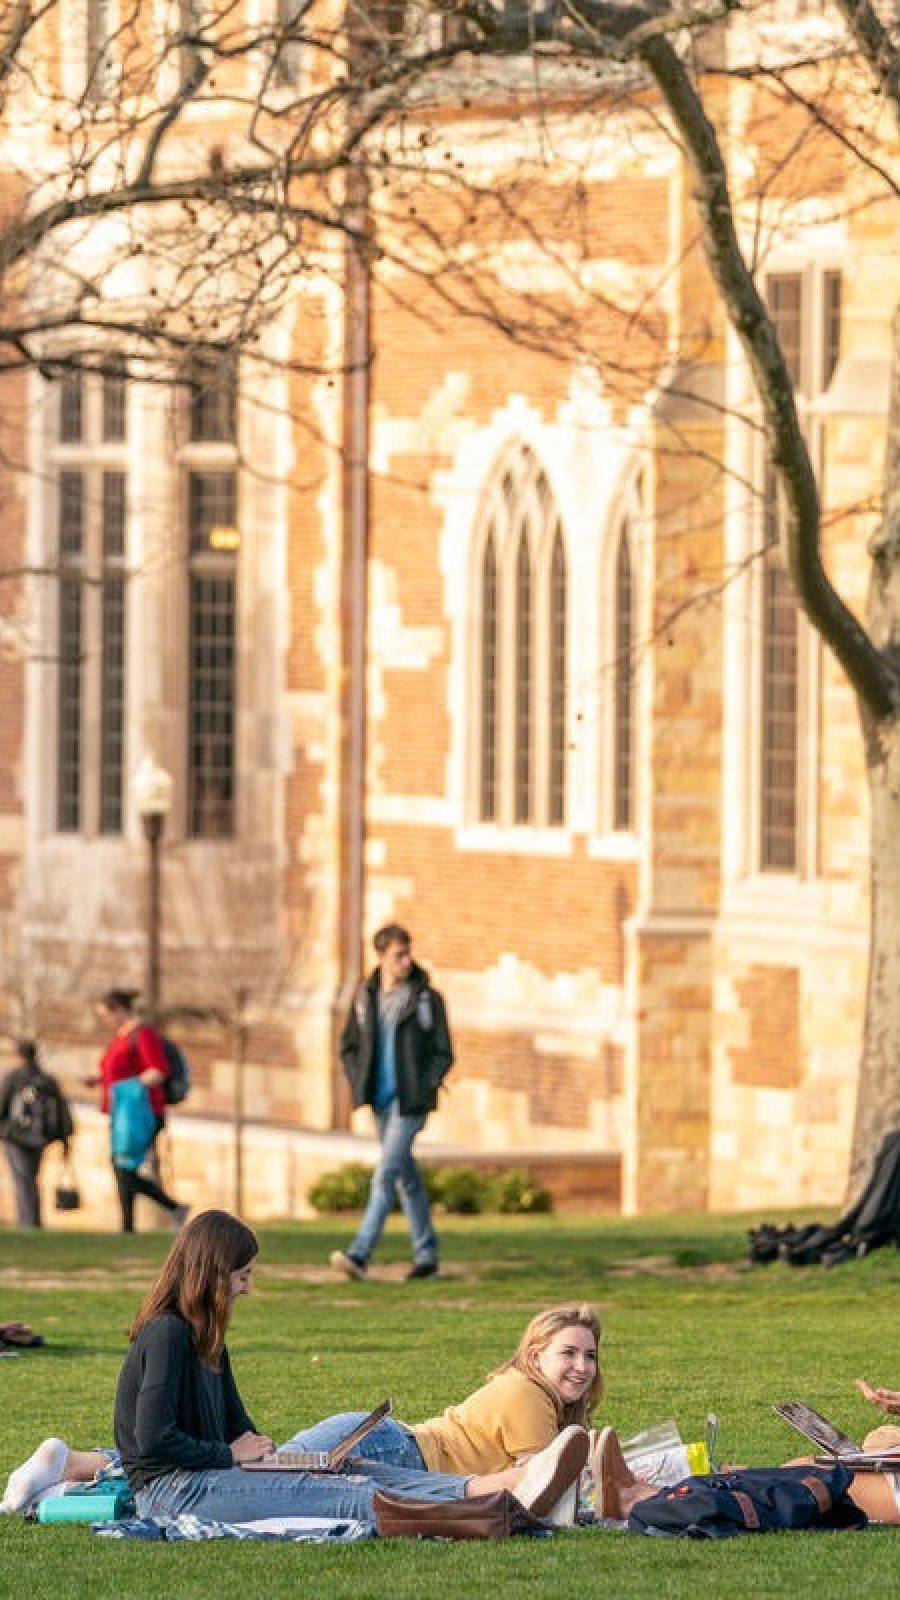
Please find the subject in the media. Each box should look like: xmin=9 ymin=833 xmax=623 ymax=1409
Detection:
xmin=373 ymin=1489 xmax=546 ymax=1540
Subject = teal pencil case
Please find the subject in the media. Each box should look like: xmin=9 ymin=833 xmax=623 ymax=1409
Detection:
xmin=37 ymin=1480 xmax=134 ymax=1523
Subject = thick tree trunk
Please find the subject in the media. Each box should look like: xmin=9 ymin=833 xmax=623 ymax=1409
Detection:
xmin=848 ymin=308 xmax=900 ymax=1193
xmin=850 ymin=713 xmax=900 ymax=1195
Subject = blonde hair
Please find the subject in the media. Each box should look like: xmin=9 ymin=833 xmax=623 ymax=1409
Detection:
xmin=491 ymin=1304 xmax=603 ymax=1428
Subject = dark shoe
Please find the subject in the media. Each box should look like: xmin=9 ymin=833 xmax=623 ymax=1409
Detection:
xmin=406 ymin=1262 xmax=439 ymax=1280
xmin=746 ymin=1224 xmax=780 ymax=1264
xmin=0 ymin=1323 xmax=44 ymax=1349
xmin=329 ymin=1250 xmax=368 ymax=1280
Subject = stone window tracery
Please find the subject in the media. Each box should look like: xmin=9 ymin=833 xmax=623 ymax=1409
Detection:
xmin=473 ymin=444 xmax=567 ymax=829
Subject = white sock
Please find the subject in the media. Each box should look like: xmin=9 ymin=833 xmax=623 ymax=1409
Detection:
xmin=1 ymin=1438 xmax=69 ymax=1513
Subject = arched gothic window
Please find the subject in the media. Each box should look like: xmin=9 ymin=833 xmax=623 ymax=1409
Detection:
xmin=474 ymin=446 xmax=567 ymax=828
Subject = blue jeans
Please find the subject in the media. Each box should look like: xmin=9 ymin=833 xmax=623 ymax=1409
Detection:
xmin=134 ymin=1456 xmax=465 ymax=1527
xmin=349 ymin=1102 xmax=437 ymax=1265
xmin=280 ymin=1413 xmax=426 ymax=1471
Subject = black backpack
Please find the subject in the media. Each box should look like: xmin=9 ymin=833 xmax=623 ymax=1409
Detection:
xmin=627 ymin=1464 xmax=866 ymax=1539
xmin=3 ymin=1073 xmax=69 ymax=1151
xmin=161 ymin=1037 xmax=191 ymax=1105
xmin=130 ymin=1025 xmax=191 ymax=1106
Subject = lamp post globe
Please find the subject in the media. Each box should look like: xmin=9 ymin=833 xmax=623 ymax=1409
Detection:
xmin=133 ymin=756 xmax=174 ymax=824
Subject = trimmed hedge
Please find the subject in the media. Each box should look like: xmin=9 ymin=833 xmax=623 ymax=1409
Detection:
xmin=308 ymin=1161 xmax=553 ymax=1216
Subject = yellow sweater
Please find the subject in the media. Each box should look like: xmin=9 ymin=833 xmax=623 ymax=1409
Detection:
xmin=411 ymin=1367 xmax=558 ymax=1475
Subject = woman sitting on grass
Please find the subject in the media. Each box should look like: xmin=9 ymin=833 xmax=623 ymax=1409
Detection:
xmin=2 ymin=1210 xmax=587 ymax=1529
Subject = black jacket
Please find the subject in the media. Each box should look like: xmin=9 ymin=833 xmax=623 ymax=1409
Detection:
xmin=340 ymin=961 xmax=453 ymax=1116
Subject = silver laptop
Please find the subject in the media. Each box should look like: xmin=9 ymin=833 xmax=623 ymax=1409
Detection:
xmin=241 ymin=1397 xmax=392 ymax=1473
xmin=773 ymin=1400 xmax=860 ymax=1457
xmin=774 ymin=1399 xmax=900 ymax=1470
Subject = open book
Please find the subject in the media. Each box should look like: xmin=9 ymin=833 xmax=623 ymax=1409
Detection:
xmin=774 ymin=1400 xmax=900 ymax=1472
xmin=241 ymin=1398 xmax=392 ymax=1473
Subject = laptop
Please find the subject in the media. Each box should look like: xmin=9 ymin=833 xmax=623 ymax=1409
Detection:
xmin=774 ymin=1400 xmax=900 ymax=1471
xmin=241 ymin=1398 xmax=392 ymax=1473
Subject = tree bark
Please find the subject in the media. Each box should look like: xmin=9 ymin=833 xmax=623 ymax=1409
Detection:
xmin=849 ymin=309 xmax=900 ymax=1191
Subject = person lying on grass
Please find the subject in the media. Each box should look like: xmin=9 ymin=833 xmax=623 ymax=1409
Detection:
xmin=279 ymin=1301 xmax=602 ymax=1481
xmin=593 ymin=1383 xmax=900 ymax=1527
xmin=1 ymin=1210 xmax=588 ymax=1530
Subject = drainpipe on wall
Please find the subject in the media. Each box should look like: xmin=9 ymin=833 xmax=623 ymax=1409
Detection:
xmin=331 ymin=160 xmax=371 ymax=1131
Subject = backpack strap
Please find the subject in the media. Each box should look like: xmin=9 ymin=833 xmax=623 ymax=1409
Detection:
xmin=731 ymin=1490 xmax=760 ymax=1531
xmin=800 ymin=1475 xmax=832 ymax=1514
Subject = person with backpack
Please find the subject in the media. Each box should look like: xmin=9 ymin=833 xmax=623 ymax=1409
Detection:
xmin=84 ymin=989 xmax=188 ymax=1234
xmin=0 ymin=1039 xmax=73 ymax=1228
xmin=330 ymin=925 xmax=454 ymax=1282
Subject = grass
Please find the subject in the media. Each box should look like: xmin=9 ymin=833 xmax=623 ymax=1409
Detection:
xmin=0 ymin=1210 xmax=898 ymax=1599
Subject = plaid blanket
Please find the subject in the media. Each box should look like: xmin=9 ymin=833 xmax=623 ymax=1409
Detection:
xmin=93 ymin=1513 xmax=374 ymax=1542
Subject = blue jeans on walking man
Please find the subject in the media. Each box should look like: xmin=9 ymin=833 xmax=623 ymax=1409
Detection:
xmin=349 ymin=1103 xmax=437 ymax=1268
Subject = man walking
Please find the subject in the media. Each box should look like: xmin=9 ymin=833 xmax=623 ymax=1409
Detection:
xmin=330 ymin=924 xmax=453 ymax=1281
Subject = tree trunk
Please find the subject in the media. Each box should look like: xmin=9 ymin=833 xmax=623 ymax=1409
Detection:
xmin=848 ymin=307 xmax=900 ymax=1194
xmin=849 ymin=715 xmax=900 ymax=1194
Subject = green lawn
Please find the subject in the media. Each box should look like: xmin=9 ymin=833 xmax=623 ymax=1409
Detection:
xmin=1 ymin=1211 xmax=898 ymax=1599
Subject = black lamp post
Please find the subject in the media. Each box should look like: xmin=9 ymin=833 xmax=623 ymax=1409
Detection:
xmin=133 ymin=757 xmax=173 ymax=1026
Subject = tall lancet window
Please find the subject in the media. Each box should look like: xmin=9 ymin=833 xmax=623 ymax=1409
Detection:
xmin=474 ymin=446 xmax=568 ymax=828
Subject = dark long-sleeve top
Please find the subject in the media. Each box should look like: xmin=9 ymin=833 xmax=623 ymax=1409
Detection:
xmin=114 ymin=1312 xmax=256 ymax=1491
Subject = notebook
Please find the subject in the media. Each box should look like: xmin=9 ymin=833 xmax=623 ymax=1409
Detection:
xmin=774 ymin=1400 xmax=900 ymax=1471
xmin=240 ymin=1398 xmax=392 ymax=1472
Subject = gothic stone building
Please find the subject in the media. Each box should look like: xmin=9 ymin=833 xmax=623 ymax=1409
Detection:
xmin=0 ymin=2 xmax=889 ymax=1222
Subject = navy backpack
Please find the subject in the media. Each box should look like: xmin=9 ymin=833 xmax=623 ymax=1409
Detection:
xmin=627 ymin=1464 xmax=867 ymax=1539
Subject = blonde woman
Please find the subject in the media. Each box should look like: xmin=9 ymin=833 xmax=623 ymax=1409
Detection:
xmin=278 ymin=1302 xmax=602 ymax=1478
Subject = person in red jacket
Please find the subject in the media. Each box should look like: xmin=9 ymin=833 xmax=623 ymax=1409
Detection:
xmin=86 ymin=989 xmax=188 ymax=1234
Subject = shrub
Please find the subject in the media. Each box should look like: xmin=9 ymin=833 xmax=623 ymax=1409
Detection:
xmin=486 ymin=1167 xmax=553 ymax=1215
xmin=308 ymin=1159 xmax=553 ymax=1216
xmin=432 ymin=1165 xmax=490 ymax=1214
xmin=307 ymin=1162 xmax=373 ymax=1213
